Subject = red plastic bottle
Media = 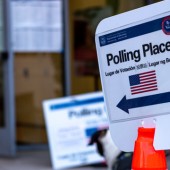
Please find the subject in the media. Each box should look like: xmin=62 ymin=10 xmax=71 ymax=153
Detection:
xmin=132 ymin=127 xmax=167 ymax=170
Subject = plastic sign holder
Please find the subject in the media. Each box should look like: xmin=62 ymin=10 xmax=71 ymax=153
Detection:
xmin=95 ymin=1 xmax=170 ymax=152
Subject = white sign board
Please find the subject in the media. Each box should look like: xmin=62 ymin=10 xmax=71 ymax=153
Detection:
xmin=43 ymin=92 xmax=109 ymax=170
xmin=11 ymin=0 xmax=63 ymax=52
xmin=96 ymin=1 xmax=170 ymax=151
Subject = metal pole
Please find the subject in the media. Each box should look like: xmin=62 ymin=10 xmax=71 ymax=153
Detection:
xmin=63 ymin=0 xmax=71 ymax=96
xmin=4 ymin=0 xmax=16 ymax=156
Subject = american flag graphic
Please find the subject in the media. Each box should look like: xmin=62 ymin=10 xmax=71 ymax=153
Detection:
xmin=129 ymin=70 xmax=158 ymax=95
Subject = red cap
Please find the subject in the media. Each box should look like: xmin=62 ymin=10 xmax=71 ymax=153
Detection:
xmin=132 ymin=127 xmax=167 ymax=170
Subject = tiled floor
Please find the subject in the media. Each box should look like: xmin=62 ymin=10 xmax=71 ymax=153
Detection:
xmin=0 ymin=151 xmax=106 ymax=170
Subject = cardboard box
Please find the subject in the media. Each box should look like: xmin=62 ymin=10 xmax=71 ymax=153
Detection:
xmin=15 ymin=53 xmax=63 ymax=143
xmin=16 ymin=125 xmax=47 ymax=143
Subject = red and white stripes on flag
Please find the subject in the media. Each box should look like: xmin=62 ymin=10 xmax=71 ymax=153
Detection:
xmin=129 ymin=70 xmax=158 ymax=95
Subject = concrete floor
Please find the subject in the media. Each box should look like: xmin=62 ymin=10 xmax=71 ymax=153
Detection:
xmin=0 ymin=150 xmax=170 ymax=170
xmin=0 ymin=151 xmax=106 ymax=170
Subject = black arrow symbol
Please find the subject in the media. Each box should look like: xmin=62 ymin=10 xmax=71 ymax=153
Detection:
xmin=117 ymin=92 xmax=170 ymax=114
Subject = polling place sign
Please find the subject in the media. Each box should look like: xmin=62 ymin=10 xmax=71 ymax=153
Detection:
xmin=96 ymin=1 xmax=170 ymax=151
xmin=43 ymin=92 xmax=108 ymax=170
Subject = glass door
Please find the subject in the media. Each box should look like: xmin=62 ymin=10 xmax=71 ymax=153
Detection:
xmin=0 ymin=0 xmax=15 ymax=156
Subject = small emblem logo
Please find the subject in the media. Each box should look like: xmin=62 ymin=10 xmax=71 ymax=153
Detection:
xmin=99 ymin=36 xmax=106 ymax=46
xmin=162 ymin=16 xmax=170 ymax=35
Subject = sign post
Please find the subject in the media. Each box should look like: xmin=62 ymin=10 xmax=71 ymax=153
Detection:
xmin=95 ymin=0 xmax=170 ymax=153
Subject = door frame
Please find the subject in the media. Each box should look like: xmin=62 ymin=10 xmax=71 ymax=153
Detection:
xmin=0 ymin=0 xmax=15 ymax=156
